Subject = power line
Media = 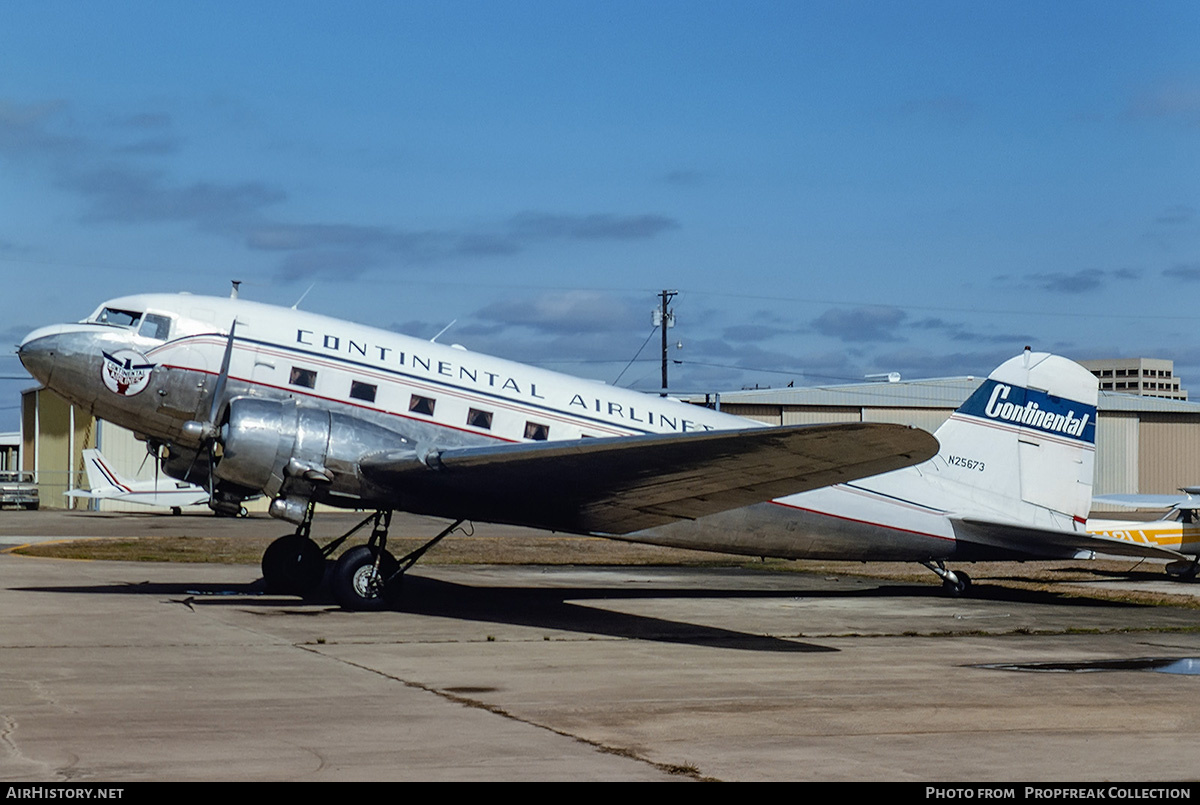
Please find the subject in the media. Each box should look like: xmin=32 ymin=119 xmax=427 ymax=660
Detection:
xmin=0 ymin=251 xmax=1191 ymax=322
xmin=613 ymin=328 xmax=659 ymax=387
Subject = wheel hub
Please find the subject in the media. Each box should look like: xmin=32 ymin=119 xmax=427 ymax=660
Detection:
xmin=351 ymin=564 xmax=384 ymax=599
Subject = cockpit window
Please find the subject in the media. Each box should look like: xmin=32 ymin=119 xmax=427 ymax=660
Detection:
xmin=138 ymin=313 xmax=172 ymax=341
xmin=95 ymin=308 xmax=143 ymax=328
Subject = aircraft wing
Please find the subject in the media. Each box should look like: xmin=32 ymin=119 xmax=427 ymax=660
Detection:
xmin=361 ymin=422 xmax=938 ymax=534
xmin=952 ymin=517 xmax=1187 ymax=561
xmin=1093 ymin=493 xmax=1200 ymax=510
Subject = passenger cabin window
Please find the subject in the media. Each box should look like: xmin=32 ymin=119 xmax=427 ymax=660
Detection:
xmin=289 ymin=367 xmax=317 ymax=389
xmin=524 ymin=422 xmax=550 ymax=441
xmin=467 ymin=408 xmax=493 ymax=430
xmin=409 ymin=394 xmax=436 ymax=416
xmin=138 ymin=313 xmax=172 ymax=341
xmin=350 ymin=380 xmax=377 ymax=403
xmin=96 ymin=308 xmax=142 ymax=328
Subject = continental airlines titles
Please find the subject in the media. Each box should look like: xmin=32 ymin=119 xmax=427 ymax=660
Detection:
xmin=985 ymin=383 xmax=1091 ymax=439
xmin=295 ymin=328 xmax=715 ymax=433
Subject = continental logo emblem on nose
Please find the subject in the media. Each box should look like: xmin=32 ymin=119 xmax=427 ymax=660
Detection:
xmin=101 ymin=350 xmax=155 ymax=396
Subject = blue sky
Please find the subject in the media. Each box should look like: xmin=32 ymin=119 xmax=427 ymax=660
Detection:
xmin=2 ymin=1 xmax=1198 ymax=431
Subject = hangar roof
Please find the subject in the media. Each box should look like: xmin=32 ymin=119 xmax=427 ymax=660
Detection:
xmin=683 ymin=376 xmax=1200 ymax=414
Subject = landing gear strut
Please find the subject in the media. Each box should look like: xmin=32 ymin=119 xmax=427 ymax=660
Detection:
xmin=329 ymin=513 xmax=465 ymax=611
xmin=921 ymin=560 xmax=972 ymax=597
xmin=259 ymin=506 xmax=465 ymax=610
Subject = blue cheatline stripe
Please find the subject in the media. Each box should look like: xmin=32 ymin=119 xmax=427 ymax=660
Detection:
xmin=956 ymin=379 xmax=1095 ymax=444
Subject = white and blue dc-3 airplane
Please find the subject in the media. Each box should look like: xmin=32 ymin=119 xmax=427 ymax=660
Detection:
xmin=18 ymin=291 xmax=1188 ymax=608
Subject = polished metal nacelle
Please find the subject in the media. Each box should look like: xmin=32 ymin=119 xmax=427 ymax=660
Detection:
xmin=215 ymin=396 xmax=413 ymax=510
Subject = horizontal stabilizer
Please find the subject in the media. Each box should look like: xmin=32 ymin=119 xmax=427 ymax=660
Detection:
xmin=362 ymin=422 xmax=939 ymax=534
xmin=952 ymin=516 xmax=1186 ymax=561
xmin=64 ymin=489 xmax=105 ymax=499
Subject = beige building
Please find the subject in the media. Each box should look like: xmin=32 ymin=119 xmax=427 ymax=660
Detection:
xmin=21 ymin=387 xmax=95 ymax=509
xmin=1079 ymin=358 xmax=1187 ymax=400
xmin=0 ymin=432 xmax=19 ymax=472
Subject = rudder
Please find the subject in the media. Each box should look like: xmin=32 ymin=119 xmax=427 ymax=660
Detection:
xmin=80 ymin=448 xmax=130 ymax=495
xmin=931 ymin=350 xmax=1097 ymax=528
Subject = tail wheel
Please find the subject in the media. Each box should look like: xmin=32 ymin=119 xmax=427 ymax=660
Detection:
xmin=332 ymin=545 xmax=400 ymax=611
xmin=942 ymin=570 xmax=972 ymax=597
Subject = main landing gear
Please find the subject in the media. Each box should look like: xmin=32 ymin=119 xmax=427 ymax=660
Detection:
xmin=1165 ymin=559 xmax=1200 ymax=581
xmin=259 ymin=506 xmax=465 ymax=611
xmin=921 ymin=560 xmax=972 ymax=597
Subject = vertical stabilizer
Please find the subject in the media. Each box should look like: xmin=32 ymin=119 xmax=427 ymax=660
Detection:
xmin=931 ymin=351 xmax=1097 ymax=529
xmin=80 ymin=449 xmax=131 ymax=495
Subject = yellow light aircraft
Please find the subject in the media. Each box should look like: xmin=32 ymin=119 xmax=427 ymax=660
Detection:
xmin=1088 ymin=489 xmax=1200 ymax=579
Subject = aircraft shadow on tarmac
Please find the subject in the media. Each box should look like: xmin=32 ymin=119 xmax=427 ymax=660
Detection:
xmin=18 ymin=567 xmax=1152 ymax=652
xmin=1041 ymin=564 xmax=1196 ymax=585
xmin=16 ymin=573 xmax=844 ymax=653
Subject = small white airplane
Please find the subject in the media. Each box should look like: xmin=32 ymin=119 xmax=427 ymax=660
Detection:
xmin=1087 ymin=489 xmax=1200 ymax=579
xmin=19 ymin=291 xmax=1188 ymax=608
xmin=18 ymin=291 xmax=937 ymax=608
xmin=64 ymin=447 xmax=220 ymax=514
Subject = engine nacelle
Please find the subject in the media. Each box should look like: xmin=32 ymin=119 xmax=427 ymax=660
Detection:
xmin=214 ymin=397 xmax=411 ymax=503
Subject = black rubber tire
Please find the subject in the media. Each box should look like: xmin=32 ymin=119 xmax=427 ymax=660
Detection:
xmin=331 ymin=545 xmax=400 ymax=611
xmin=1166 ymin=563 xmax=1199 ymax=581
xmin=261 ymin=534 xmax=326 ymax=595
xmin=941 ymin=571 xmax=971 ymax=597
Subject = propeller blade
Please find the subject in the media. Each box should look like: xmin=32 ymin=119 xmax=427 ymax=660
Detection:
xmin=208 ymin=320 xmax=237 ymax=425
xmin=136 ymin=442 xmax=162 ymax=493
xmin=207 ymin=441 xmax=216 ymax=500
xmin=153 ymin=443 xmax=161 ymax=493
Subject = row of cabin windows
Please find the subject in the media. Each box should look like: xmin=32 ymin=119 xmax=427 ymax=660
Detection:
xmin=413 ymin=394 xmax=548 ymax=440
xmin=289 ymin=367 xmax=549 ymax=440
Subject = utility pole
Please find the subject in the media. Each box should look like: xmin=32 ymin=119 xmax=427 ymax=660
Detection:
xmin=654 ymin=289 xmax=677 ymax=397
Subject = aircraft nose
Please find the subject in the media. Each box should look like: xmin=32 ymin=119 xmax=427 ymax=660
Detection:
xmin=17 ymin=326 xmax=65 ymax=386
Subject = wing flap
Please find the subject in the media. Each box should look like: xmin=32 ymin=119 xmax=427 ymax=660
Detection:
xmin=952 ymin=516 xmax=1187 ymax=561
xmin=361 ymin=422 xmax=938 ymax=534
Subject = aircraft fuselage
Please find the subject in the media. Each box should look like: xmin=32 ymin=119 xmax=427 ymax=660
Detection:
xmin=19 ymin=293 xmax=755 ymax=516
